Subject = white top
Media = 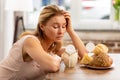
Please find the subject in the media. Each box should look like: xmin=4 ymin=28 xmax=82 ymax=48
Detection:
xmin=0 ymin=35 xmax=45 ymax=80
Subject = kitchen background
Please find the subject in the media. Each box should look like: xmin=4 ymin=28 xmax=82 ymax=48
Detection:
xmin=0 ymin=0 xmax=120 ymax=61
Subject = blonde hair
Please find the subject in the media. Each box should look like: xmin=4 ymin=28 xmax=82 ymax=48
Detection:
xmin=19 ymin=5 xmax=64 ymax=54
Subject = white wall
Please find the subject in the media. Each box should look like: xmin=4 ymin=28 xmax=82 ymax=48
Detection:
xmin=0 ymin=0 xmax=14 ymax=60
xmin=4 ymin=11 xmax=14 ymax=58
xmin=0 ymin=0 xmax=4 ymax=61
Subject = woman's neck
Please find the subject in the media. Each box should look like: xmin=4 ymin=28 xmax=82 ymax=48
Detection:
xmin=37 ymin=35 xmax=54 ymax=52
xmin=41 ymin=39 xmax=53 ymax=52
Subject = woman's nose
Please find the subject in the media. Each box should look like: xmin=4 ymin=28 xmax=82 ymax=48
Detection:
xmin=58 ymin=27 xmax=65 ymax=34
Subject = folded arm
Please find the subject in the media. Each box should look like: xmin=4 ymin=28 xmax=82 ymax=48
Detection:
xmin=23 ymin=37 xmax=61 ymax=72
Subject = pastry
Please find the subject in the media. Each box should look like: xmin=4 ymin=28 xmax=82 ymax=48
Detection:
xmin=61 ymin=45 xmax=78 ymax=68
xmin=80 ymin=54 xmax=93 ymax=65
xmin=93 ymin=44 xmax=108 ymax=55
xmin=80 ymin=44 xmax=113 ymax=67
xmin=91 ymin=44 xmax=112 ymax=67
xmin=90 ymin=52 xmax=113 ymax=67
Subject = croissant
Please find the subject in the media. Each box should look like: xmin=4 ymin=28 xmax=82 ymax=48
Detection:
xmin=80 ymin=54 xmax=93 ymax=65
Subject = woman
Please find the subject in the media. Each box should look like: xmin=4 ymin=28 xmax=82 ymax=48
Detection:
xmin=0 ymin=5 xmax=87 ymax=80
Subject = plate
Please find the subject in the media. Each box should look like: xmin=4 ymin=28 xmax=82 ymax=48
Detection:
xmin=80 ymin=63 xmax=115 ymax=70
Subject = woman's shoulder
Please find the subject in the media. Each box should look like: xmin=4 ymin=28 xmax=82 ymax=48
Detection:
xmin=16 ymin=35 xmax=39 ymax=45
xmin=20 ymin=35 xmax=38 ymax=41
xmin=22 ymin=35 xmax=40 ymax=45
xmin=22 ymin=35 xmax=38 ymax=39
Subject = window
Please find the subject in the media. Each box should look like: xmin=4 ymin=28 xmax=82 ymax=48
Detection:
xmin=24 ymin=0 xmax=114 ymax=30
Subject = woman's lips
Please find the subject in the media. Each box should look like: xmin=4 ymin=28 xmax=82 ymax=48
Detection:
xmin=56 ymin=36 xmax=63 ymax=39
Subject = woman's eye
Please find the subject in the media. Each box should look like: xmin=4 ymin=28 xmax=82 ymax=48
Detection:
xmin=53 ymin=26 xmax=59 ymax=29
xmin=62 ymin=25 xmax=66 ymax=28
xmin=53 ymin=25 xmax=66 ymax=29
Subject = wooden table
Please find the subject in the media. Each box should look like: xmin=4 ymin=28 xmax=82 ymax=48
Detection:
xmin=45 ymin=53 xmax=120 ymax=80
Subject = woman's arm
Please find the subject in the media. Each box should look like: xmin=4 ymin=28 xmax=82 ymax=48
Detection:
xmin=67 ymin=29 xmax=87 ymax=58
xmin=23 ymin=37 xmax=61 ymax=72
xmin=63 ymin=11 xmax=87 ymax=58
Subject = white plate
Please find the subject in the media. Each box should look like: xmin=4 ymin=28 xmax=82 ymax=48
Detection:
xmin=80 ymin=63 xmax=115 ymax=70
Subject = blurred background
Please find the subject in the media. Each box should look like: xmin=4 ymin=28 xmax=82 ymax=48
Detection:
xmin=0 ymin=0 xmax=120 ymax=61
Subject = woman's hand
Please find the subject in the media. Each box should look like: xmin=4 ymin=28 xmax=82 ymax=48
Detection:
xmin=48 ymin=53 xmax=61 ymax=73
xmin=63 ymin=11 xmax=73 ymax=32
xmin=62 ymin=10 xmax=87 ymax=59
xmin=50 ymin=53 xmax=62 ymax=62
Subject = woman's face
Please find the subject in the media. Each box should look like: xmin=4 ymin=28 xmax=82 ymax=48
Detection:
xmin=41 ymin=15 xmax=66 ymax=42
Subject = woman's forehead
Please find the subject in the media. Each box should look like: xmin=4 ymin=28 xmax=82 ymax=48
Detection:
xmin=47 ymin=15 xmax=66 ymax=24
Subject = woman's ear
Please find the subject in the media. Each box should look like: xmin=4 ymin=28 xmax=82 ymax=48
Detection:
xmin=39 ymin=24 xmax=44 ymax=30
